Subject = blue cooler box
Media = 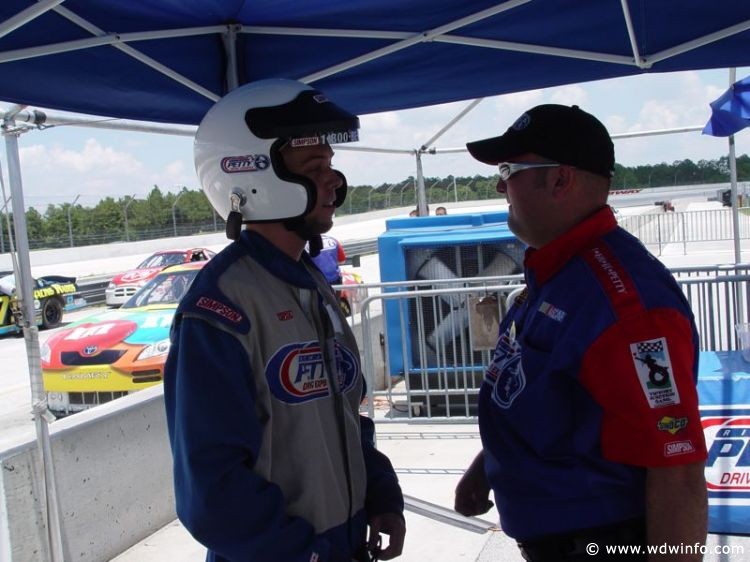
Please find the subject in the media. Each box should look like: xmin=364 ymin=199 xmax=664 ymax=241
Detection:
xmin=377 ymin=211 xmax=524 ymax=405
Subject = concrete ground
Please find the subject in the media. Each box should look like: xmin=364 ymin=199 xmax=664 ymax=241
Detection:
xmin=111 ymin=421 xmax=518 ymax=562
xmin=109 ymin=420 xmax=521 ymax=562
xmin=112 ymin=418 xmax=750 ymax=562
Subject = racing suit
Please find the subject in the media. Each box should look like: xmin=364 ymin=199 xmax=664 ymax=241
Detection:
xmin=479 ymin=206 xmax=707 ymax=541
xmin=164 ymin=230 xmax=403 ymax=562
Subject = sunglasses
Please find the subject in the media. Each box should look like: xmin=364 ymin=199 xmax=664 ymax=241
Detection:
xmin=498 ymin=162 xmax=560 ymax=181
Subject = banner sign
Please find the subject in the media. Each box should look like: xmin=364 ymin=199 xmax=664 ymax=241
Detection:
xmin=699 ymin=351 xmax=750 ymax=534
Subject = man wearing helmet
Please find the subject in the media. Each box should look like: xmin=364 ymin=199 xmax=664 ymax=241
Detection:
xmin=164 ymin=79 xmax=405 ymax=562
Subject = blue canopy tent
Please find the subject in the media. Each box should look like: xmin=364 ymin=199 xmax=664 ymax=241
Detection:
xmin=1 ymin=2 xmax=750 ymax=559
xmin=0 ymin=1 xmax=749 ymax=123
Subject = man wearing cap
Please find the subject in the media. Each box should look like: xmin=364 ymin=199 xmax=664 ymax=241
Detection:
xmin=454 ymin=105 xmax=707 ymax=560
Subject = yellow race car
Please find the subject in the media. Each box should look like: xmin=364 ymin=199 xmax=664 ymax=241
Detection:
xmin=0 ymin=271 xmax=86 ymax=336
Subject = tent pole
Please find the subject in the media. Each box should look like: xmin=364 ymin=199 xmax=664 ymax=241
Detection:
xmin=728 ymin=68 xmax=741 ymax=266
xmin=726 ymin=67 xmax=745 ymax=327
xmin=2 ymin=113 xmax=65 ymax=562
xmin=222 ymin=24 xmax=240 ymax=91
xmin=415 ymin=150 xmax=428 ymax=215
xmin=730 ymin=132 xmax=740 ymax=263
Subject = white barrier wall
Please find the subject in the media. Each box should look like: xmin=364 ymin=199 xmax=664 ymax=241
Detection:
xmin=0 ymin=386 xmax=175 ymax=562
xmin=0 ymin=232 xmax=229 ymax=277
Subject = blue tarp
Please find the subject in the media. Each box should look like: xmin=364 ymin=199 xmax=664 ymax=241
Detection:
xmin=0 ymin=1 xmax=749 ymax=124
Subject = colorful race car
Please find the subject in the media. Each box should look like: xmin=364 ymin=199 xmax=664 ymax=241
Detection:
xmin=42 ymin=261 xmax=205 ymax=417
xmin=337 ymin=268 xmax=367 ymax=316
xmin=0 ymin=271 xmax=87 ymax=336
xmin=105 ymin=247 xmax=215 ymax=306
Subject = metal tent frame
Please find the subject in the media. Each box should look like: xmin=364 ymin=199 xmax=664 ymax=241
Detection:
xmin=1 ymin=2 xmax=750 ymax=560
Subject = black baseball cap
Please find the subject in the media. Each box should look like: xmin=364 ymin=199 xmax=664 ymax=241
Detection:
xmin=466 ymin=104 xmax=615 ymax=179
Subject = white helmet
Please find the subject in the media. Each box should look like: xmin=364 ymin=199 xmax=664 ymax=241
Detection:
xmin=194 ymin=79 xmax=359 ymax=237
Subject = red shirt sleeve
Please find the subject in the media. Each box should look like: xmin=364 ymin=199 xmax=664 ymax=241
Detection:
xmin=337 ymin=242 xmax=346 ymax=263
xmin=579 ymin=307 xmax=707 ymax=467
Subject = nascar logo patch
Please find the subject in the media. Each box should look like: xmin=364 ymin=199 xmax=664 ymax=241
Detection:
xmin=630 ymin=337 xmax=680 ymax=408
xmin=265 ymin=340 xmax=359 ymax=404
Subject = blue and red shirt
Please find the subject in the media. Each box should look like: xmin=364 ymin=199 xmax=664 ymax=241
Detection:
xmin=479 ymin=206 xmax=707 ymax=540
xmin=310 ymin=235 xmax=346 ymax=284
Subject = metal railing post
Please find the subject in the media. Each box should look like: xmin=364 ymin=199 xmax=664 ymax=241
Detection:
xmin=172 ymin=187 xmax=187 ymax=237
xmin=657 ymin=213 xmax=663 ymax=255
xmin=682 ymin=210 xmax=687 ymax=255
xmin=67 ymin=194 xmax=80 ymax=248
xmin=123 ymin=194 xmax=136 ymax=242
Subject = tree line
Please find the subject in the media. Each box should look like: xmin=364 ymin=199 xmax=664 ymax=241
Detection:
xmin=1 ymin=154 xmax=748 ymax=252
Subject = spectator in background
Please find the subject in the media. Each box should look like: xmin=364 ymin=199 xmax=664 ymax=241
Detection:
xmin=435 ymin=206 xmax=447 ymax=215
xmin=310 ymin=234 xmax=346 ymax=286
xmin=409 ymin=205 xmax=430 ymax=217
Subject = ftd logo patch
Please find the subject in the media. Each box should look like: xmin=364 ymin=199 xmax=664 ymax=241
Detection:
xmin=220 ymin=154 xmax=270 ymax=173
xmin=265 ymin=340 xmax=359 ymax=404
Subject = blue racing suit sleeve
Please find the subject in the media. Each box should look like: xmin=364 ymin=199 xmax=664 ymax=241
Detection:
xmin=359 ymin=416 xmax=405 ymax=519
xmin=164 ymin=316 xmax=335 ymax=562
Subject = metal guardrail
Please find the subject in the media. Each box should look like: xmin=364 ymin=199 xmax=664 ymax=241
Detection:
xmin=75 ymin=276 xmax=110 ymax=306
xmin=618 ymin=206 xmax=750 ymax=255
xmin=343 ymin=239 xmax=379 ymax=266
xmin=351 ymin=267 xmax=750 ymax=421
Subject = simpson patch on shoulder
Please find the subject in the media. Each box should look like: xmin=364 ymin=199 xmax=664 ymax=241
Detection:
xmin=181 ymin=291 xmax=251 ymax=334
xmin=630 ymin=337 xmax=681 ymax=408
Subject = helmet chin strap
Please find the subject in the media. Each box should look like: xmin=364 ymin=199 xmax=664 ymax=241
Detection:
xmin=226 ymin=212 xmax=321 ymax=255
xmin=226 ymin=191 xmax=246 ymax=240
xmin=308 ymin=234 xmax=323 ymax=257
xmin=226 ymin=211 xmax=243 ymax=241
xmin=283 ymin=170 xmax=347 ymax=257
xmin=226 ymin=170 xmax=348 ymax=254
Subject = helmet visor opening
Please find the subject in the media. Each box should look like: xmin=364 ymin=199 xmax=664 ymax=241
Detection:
xmin=245 ymin=90 xmax=359 ymax=143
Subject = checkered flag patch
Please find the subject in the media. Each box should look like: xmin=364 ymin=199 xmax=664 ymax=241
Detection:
xmin=636 ymin=340 xmax=664 ymax=354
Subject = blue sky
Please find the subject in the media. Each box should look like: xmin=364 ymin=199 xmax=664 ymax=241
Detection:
xmin=2 ymin=67 xmax=749 ymax=211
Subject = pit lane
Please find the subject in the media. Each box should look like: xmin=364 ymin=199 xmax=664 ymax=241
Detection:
xmin=0 ymin=306 xmax=107 ymax=450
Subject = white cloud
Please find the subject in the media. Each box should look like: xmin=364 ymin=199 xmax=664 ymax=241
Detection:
xmin=12 ymin=139 xmax=199 ymax=209
xmin=605 ymin=115 xmax=628 ymax=134
xmin=146 ymin=159 xmax=194 ymax=193
xmin=550 ymin=84 xmax=588 ymax=107
xmin=20 ymin=138 xmax=143 ymax=175
xmin=495 ymin=89 xmax=544 ymax=111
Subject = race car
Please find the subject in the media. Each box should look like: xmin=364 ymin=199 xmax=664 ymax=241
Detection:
xmin=105 ymin=247 xmax=215 ymax=306
xmin=0 ymin=271 xmax=87 ymax=336
xmin=42 ymin=261 xmax=205 ymax=417
xmin=336 ymin=268 xmax=367 ymax=316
